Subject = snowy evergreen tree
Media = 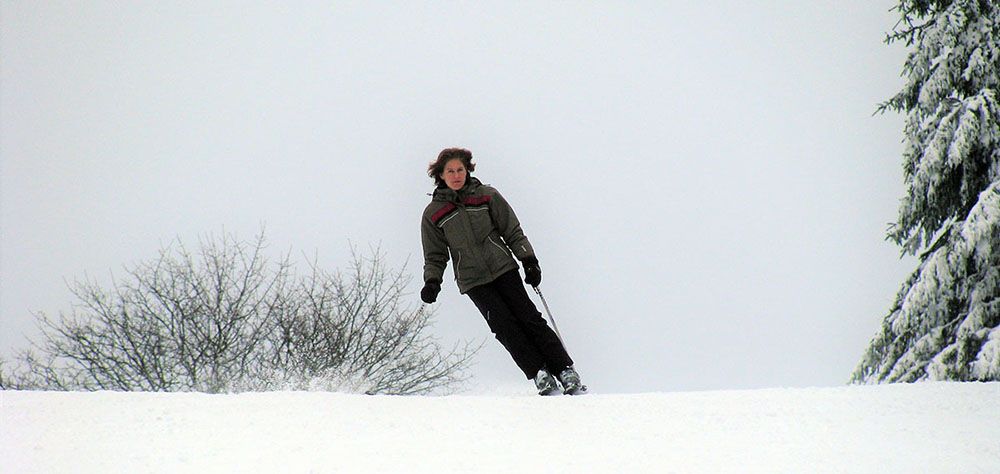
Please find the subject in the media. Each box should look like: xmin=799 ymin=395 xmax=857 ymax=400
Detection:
xmin=852 ymin=0 xmax=1000 ymax=383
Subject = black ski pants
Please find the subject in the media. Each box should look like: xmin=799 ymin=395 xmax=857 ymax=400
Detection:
xmin=466 ymin=270 xmax=573 ymax=379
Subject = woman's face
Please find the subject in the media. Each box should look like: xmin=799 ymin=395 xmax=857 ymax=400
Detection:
xmin=441 ymin=158 xmax=467 ymax=191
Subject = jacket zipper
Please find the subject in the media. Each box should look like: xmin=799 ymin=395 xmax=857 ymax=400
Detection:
xmin=454 ymin=250 xmax=462 ymax=281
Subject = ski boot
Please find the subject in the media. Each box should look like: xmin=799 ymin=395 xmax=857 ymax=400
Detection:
xmin=534 ymin=369 xmax=560 ymax=396
xmin=557 ymin=367 xmax=587 ymax=395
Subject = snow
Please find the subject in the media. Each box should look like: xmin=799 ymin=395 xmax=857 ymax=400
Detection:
xmin=3 ymin=383 xmax=999 ymax=473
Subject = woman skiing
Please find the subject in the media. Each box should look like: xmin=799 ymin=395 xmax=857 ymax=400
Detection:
xmin=420 ymin=147 xmax=585 ymax=395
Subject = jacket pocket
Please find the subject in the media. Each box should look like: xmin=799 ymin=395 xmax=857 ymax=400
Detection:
xmin=486 ymin=234 xmax=514 ymax=271
xmin=487 ymin=235 xmax=511 ymax=257
xmin=452 ymin=249 xmax=462 ymax=281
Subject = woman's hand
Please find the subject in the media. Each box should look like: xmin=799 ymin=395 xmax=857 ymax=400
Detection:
xmin=522 ymin=257 xmax=541 ymax=287
xmin=421 ymin=279 xmax=442 ymax=304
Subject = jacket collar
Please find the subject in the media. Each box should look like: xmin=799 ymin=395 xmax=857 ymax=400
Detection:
xmin=433 ymin=176 xmax=482 ymax=202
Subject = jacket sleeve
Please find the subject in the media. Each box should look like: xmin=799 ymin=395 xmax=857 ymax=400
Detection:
xmin=421 ymin=212 xmax=449 ymax=284
xmin=487 ymin=187 xmax=535 ymax=261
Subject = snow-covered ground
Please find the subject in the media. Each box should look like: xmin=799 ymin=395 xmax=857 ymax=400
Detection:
xmin=3 ymin=382 xmax=998 ymax=473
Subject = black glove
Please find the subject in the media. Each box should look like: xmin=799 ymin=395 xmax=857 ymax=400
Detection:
xmin=420 ymin=279 xmax=441 ymax=304
xmin=522 ymin=256 xmax=541 ymax=287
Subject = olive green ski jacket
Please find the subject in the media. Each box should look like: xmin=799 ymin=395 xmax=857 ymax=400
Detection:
xmin=421 ymin=177 xmax=535 ymax=294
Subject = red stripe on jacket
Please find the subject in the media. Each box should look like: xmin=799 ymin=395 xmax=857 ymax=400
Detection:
xmin=430 ymin=203 xmax=457 ymax=225
xmin=431 ymin=195 xmax=491 ymax=225
xmin=463 ymin=195 xmax=491 ymax=206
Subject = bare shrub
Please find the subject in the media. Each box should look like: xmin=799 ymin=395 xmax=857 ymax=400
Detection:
xmin=3 ymin=232 xmax=477 ymax=394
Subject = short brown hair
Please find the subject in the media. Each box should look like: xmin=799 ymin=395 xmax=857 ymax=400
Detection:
xmin=427 ymin=148 xmax=475 ymax=187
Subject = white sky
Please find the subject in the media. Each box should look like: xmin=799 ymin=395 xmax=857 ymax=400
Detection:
xmin=1 ymin=1 xmax=917 ymax=392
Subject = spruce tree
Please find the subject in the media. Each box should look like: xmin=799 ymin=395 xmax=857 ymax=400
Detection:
xmin=852 ymin=0 xmax=1000 ymax=383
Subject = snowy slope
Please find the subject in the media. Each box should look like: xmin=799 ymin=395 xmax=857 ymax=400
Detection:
xmin=3 ymin=383 xmax=999 ymax=473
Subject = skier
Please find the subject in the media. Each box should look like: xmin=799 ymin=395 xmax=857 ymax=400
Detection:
xmin=419 ymin=147 xmax=585 ymax=395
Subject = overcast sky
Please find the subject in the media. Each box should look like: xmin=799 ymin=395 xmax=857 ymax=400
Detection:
xmin=2 ymin=1 xmax=917 ymax=393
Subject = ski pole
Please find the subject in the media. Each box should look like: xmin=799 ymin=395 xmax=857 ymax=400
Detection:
xmin=533 ymin=286 xmax=566 ymax=346
xmin=534 ymin=286 xmax=588 ymax=394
